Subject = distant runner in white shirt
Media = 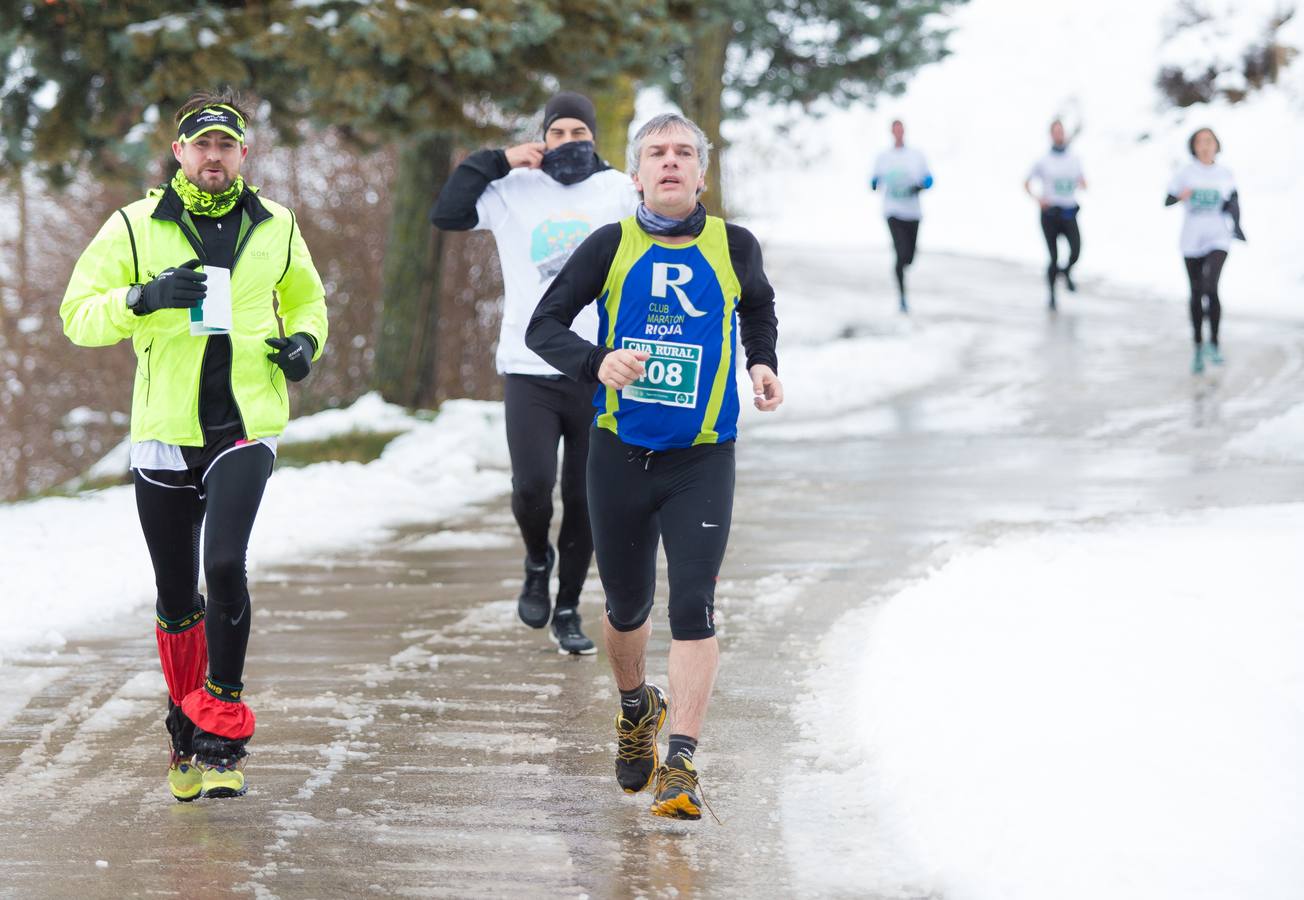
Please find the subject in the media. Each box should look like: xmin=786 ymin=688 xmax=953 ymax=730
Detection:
xmin=1165 ymin=126 xmax=1246 ymax=374
xmin=1024 ymin=120 xmax=1086 ymax=311
xmin=430 ymin=91 xmax=639 ymax=653
xmin=870 ymin=120 xmax=933 ymax=313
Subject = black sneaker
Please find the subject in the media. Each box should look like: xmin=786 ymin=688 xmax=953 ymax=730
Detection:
xmin=549 ymin=608 xmax=596 ymax=655
xmin=615 ymin=684 xmax=667 ymax=793
xmin=650 ymin=753 xmax=702 ymax=820
xmin=517 ymin=545 xmax=555 ymax=629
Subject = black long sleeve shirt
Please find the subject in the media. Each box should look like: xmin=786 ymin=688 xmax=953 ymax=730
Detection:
xmin=526 ymin=221 xmax=778 ymax=383
xmin=429 ymin=149 xmax=511 ymax=231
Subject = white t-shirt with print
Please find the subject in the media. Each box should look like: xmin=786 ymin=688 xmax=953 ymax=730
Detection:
xmin=1027 ymin=150 xmax=1084 ymax=209
xmin=871 ymin=146 xmax=931 ymax=221
xmin=475 ymin=167 xmax=639 ymax=376
xmin=1167 ymin=161 xmax=1237 ymax=258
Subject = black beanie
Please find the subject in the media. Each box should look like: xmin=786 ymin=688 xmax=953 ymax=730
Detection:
xmin=543 ymin=91 xmax=598 ymax=137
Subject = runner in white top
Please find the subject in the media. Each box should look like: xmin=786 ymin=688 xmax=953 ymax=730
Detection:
xmin=430 ymin=91 xmax=639 ymax=653
xmin=1165 ymin=126 xmax=1246 ymax=373
xmin=870 ymin=120 xmax=932 ymax=312
xmin=1024 ymin=120 xmax=1086 ymax=310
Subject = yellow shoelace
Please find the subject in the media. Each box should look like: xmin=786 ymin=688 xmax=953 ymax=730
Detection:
xmin=616 ymin=712 xmax=661 ymax=761
xmin=656 ymin=764 xmax=722 ymax=825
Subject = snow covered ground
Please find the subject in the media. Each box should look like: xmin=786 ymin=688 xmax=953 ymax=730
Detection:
xmin=787 ymin=505 xmax=1304 ymax=900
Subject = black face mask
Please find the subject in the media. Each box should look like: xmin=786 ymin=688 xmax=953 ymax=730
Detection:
xmin=540 ymin=140 xmax=603 ymax=185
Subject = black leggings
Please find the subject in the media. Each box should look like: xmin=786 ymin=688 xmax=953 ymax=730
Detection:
xmin=587 ymin=427 xmax=735 ymax=641
xmin=1040 ymin=208 xmax=1081 ymax=285
xmin=135 ymin=442 xmax=274 ymax=687
xmin=886 ymin=216 xmax=920 ymax=297
xmin=1184 ymin=251 xmax=1227 ymax=345
xmin=503 ymin=373 xmax=594 ymax=608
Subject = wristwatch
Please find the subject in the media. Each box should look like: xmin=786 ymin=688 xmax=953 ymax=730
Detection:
xmin=125 ymin=283 xmax=145 ymax=315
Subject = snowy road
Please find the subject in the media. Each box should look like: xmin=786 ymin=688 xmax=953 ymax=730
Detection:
xmin=1 ymin=247 xmax=1301 ymax=899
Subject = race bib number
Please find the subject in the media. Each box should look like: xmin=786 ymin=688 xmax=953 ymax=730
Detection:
xmin=620 ymin=337 xmax=702 ymax=408
xmin=1189 ymin=188 xmax=1222 ymax=211
xmin=1053 ymin=177 xmax=1076 ymax=198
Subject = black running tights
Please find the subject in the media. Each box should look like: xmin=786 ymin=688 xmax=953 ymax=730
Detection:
xmin=503 ymin=373 xmax=595 ymax=608
xmin=1184 ymin=250 xmax=1227 ymax=345
xmin=886 ymin=216 xmax=920 ymax=297
xmin=134 ymin=443 xmax=273 ymax=686
xmin=1040 ymin=210 xmax=1081 ymax=285
xmin=587 ymin=427 xmax=735 ymax=641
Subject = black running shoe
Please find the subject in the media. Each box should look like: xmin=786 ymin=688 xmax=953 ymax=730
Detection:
xmin=517 ymin=545 xmax=555 ymax=629
xmin=550 ymin=608 xmax=596 ymax=655
xmin=650 ymin=753 xmax=703 ymax=820
xmin=615 ymin=683 xmax=667 ymax=793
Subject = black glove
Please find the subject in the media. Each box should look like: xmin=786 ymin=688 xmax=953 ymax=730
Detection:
xmin=265 ymin=333 xmax=316 ymax=382
xmin=136 ymin=258 xmax=206 ymax=315
xmin=909 ymin=184 xmax=923 ymax=195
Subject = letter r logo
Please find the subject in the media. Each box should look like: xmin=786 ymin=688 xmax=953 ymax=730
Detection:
xmin=651 ymin=262 xmax=705 ymax=317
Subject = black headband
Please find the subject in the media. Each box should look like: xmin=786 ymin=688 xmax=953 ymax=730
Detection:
xmin=177 ymin=105 xmax=245 ymax=143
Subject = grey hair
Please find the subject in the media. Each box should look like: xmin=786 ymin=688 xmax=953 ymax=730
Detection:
xmin=626 ymin=113 xmax=712 ymax=177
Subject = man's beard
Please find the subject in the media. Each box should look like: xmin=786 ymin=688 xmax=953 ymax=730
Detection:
xmin=188 ymin=169 xmax=234 ymax=194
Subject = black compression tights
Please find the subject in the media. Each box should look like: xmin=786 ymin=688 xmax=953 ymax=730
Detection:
xmin=1040 ymin=211 xmax=1081 ymax=286
xmin=503 ymin=374 xmax=595 ymax=608
xmin=587 ymin=427 xmax=735 ymax=641
xmin=1184 ymin=251 xmax=1227 ymax=345
xmin=886 ymin=217 xmax=920 ymax=299
xmin=135 ymin=443 xmax=273 ymax=687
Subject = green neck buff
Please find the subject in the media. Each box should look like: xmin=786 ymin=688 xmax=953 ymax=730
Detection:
xmin=171 ymin=168 xmax=245 ymax=217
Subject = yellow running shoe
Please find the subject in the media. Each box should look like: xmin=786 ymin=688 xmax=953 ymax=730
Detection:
xmin=650 ymin=754 xmax=702 ymax=820
xmin=615 ymin=684 xmax=667 ymax=793
xmin=199 ymin=760 xmax=247 ymax=799
xmin=168 ymin=752 xmax=202 ymax=803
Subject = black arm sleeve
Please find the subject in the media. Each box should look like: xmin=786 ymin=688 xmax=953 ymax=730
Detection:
xmin=429 ymin=149 xmax=511 ymax=231
xmin=526 ymin=224 xmax=623 ymax=382
xmin=1223 ymin=190 xmax=1246 ymax=240
xmin=1164 ymin=194 xmax=1181 ymax=207
xmin=726 ymin=224 xmax=779 ymax=374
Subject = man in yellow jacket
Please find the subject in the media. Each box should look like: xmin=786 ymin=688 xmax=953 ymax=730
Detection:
xmin=61 ymin=89 xmax=327 ymax=802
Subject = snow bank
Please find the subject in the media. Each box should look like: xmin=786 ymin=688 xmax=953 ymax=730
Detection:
xmin=1226 ymin=402 xmax=1304 ymax=463
xmin=788 ymin=504 xmax=1304 ymax=899
xmin=0 ymin=399 xmax=508 ymax=664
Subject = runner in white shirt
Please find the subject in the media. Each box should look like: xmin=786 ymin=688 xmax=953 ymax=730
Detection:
xmin=1024 ymin=120 xmax=1086 ymax=311
xmin=870 ymin=120 xmax=933 ymax=313
xmin=1165 ymin=126 xmax=1246 ymax=373
xmin=431 ymin=92 xmax=639 ymax=653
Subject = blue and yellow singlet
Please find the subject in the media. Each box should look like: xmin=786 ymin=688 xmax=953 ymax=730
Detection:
xmin=525 ymin=214 xmax=779 ymax=452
